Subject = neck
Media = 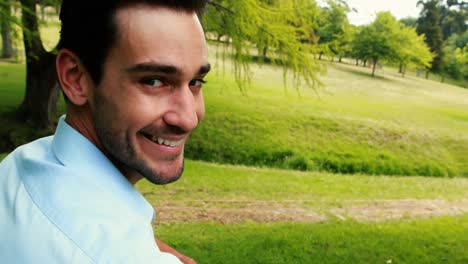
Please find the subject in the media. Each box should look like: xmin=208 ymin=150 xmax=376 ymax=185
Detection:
xmin=64 ymin=104 xmax=142 ymax=185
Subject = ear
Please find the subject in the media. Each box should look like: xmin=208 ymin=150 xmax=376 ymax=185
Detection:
xmin=56 ymin=49 xmax=93 ymax=106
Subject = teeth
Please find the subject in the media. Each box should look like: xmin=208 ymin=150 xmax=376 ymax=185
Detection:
xmin=150 ymin=135 xmax=183 ymax=147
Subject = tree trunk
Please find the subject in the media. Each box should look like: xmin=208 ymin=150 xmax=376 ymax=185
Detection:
xmin=16 ymin=0 xmax=59 ymax=128
xmin=425 ymin=71 xmax=429 ymax=79
xmin=41 ymin=2 xmax=46 ymax=22
xmin=355 ymin=58 xmax=359 ymax=66
xmin=338 ymin=56 xmax=342 ymax=63
xmin=363 ymin=60 xmax=367 ymax=67
xmin=319 ymin=52 xmax=323 ymax=60
xmin=262 ymin=46 xmax=268 ymax=62
xmin=1 ymin=0 xmax=15 ymax=58
xmin=372 ymin=60 xmax=377 ymax=77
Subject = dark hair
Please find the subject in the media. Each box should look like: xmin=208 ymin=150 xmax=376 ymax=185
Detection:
xmin=58 ymin=0 xmax=207 ymax=85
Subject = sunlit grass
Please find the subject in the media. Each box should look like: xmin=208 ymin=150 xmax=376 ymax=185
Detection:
xmin=137 ymin=160 xmax=468 ymax=210
xmin=155 ymin=215 xmax=468 ymax=264
xmin=186 ymin=52 xmax=468 ymax=176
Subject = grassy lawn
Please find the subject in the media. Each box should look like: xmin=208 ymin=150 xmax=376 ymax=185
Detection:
xmin=0 ymin=62 xmax=25 ymax=112
xmin=155 ymin=215 xmax=468 ymax=264
xmin=136 ymin=160 xmax=468 ymax=263
xmin=138 ymin=160 xmax=468 ymax=208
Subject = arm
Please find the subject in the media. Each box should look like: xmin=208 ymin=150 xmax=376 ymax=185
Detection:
xmin=156 ymin=239 xmax=197 ymax=264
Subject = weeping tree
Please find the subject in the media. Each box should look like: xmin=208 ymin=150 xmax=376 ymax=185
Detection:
xmin=204 ymin=0 xmax=325 ymax=90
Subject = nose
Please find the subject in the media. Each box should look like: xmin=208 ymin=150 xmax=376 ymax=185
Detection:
xmin=163 ymin=86 xmax=202 ymax=132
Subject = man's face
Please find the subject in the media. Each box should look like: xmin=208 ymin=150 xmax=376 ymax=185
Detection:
xmin=89 ymin=6 xmax=209 ymax=184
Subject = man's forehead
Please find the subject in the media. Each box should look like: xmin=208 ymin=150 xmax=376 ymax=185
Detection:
xmin=109 ymin=5 xmax=208 ymax=76
xmin=115 ymin=4 xmax=201 ymax=31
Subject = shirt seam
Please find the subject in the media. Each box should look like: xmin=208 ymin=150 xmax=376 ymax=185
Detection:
xmin=20 ymin=180 xmax=97 ymax=264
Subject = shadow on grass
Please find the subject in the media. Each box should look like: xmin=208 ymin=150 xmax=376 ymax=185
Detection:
xmin=0 ymin=109 xmax=55 ymax=153
xmin=333 ymin=63 xmax=399 ymax=83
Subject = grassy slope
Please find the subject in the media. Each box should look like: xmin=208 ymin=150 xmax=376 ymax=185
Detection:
xmin=137 ymin=160 xmax=468 ymax=208
xmin=186 ymin=52 xmax=468 ymax=177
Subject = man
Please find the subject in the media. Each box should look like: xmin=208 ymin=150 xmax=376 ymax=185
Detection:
xmin=0 ymin=1 xmax=210 ymax=263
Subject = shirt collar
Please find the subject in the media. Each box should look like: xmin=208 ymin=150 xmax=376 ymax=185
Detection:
xmin=51 ymin=116 xmax=154 ymax=223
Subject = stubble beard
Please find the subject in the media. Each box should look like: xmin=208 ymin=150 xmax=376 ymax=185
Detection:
xmin=92 ymin=95 xmax=184 ymax=185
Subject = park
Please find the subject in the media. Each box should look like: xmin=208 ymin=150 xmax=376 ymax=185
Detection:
xmin=1 ymin=0 xmax=467 ymax=263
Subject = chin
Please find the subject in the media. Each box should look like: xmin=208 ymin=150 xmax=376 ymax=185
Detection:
xmin=143 ymin=159 xmax=185 ymax=185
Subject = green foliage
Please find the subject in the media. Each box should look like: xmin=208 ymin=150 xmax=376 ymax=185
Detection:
xmin=350 ymin=12 xmax=402 ymax=76
xmin=204 ymin=0 xmax=325 ymax=90
xmin=442 ymin=31 xmax=468 ymax=80
xmin=416 ymin=0 xmax=444 ymax=72
xmin=316 ymin=0 xmax=352 ymax=59
xmin=396 ymin=24 xmax=435 ymax=75
xmin=155 ymin=216 xmax=468 ymax=264
xmin=399 ymin=16 xmax=417 ymax=27
xmin=439 ymin=1 xmax=467 ymax=40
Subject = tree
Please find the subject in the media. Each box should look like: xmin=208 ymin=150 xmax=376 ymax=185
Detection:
xmin=203 ymin=0 xmax=324 ymax=90
xmin=0 ymin=0 xmax=14 ymax=58
xmin=400 ymin=17 xmax=417 ymax=28
xmin=439 ymin=0 xmax=467 ymax=40
xmin=441 ymin=31 xmax=468 ymax=80
xmin=16 ymin=0 xmax=60 ymax=128
xmin=416 ymin=0 xmax=444 ymax=73
xmin=395 ymin=25 xmax=434 ymax=77
xmin=350 ymin=12 xmax=401 ymax=77
xmin=316 ymin=0 xmax=351 ymax=61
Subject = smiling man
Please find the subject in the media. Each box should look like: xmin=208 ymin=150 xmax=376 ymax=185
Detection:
xmin=0 ymin=1 xmax=209 ymax=263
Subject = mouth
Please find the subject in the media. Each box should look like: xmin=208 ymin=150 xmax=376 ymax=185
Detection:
xmin=141 ymin=132 xmax=184 ymax=147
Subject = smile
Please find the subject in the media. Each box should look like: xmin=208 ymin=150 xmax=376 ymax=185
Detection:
xmin=150 ymin=135 xmax=184 ymax=147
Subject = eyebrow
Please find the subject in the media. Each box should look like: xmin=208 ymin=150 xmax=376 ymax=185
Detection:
xmin=125 ymin=62 xmax=211 ymax=76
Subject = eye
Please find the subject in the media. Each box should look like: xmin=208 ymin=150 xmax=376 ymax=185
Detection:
xmin=141 ymin=78 xmax=164 ymax=88
xmin=189 ymin=79 xmax=206 ymax=88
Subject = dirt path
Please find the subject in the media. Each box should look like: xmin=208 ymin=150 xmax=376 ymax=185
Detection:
xmin=153 ymin=199 xmax=468 ymax=224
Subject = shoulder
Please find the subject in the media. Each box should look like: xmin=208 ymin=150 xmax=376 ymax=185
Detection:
xmin=0 ymin=137 xmax=95 ymax=263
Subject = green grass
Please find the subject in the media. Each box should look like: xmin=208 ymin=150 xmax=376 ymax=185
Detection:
xmin=185 ymin=52 xmax=468 ymax=177
xmin=139 ymin=160 xmax=468 ymax=264
xmin=155 ymin=215 xmax=468 ymax=264
xmin=0 ymin=62 xmax=26 ymax=112
xmin=138 ymin=160 xmax=468 ymax=263
xmin=137 ymin=160 xmax=468 ymax=210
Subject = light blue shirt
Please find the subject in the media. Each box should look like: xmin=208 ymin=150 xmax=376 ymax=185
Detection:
xmin=0 ymin=117 xmax=182 ymax=263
